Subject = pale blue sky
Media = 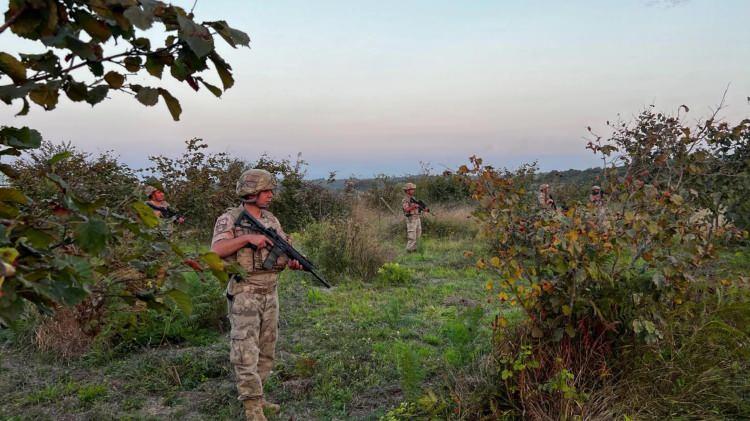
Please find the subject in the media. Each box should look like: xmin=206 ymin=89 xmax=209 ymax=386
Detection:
xmin=1 ymin=0 xmax=748 ymax=178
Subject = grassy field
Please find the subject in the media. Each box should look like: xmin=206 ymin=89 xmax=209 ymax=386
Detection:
xmin=0 ymin=233 xmax=512 ymax=420
xmin=2 ymin=204 xmax=748 ymax=421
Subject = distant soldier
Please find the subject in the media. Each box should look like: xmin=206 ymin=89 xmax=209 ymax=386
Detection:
xmin=210 ymin=169 xmax=302 ymax=421
xmin=589 ymin=185 xmax=604 ymax=205
xmin=144 ymin=185 xmax=185 ymax=224
xmin=538 ymin=184 xmax=556 ymax=210
xmin=402 ymin=182 xmax=428 ymax=252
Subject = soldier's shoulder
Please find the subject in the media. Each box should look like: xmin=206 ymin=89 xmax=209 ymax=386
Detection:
xmin=221 ymin=205 xmax=245 ymax=220
xmin=214 ymin=205 xmax=242 ymax=229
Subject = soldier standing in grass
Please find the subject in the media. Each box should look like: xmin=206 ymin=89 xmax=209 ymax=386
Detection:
xmin=402 ymin=182 xmax=425 ymax=252
xmin=211 ymin=169 xmax=301 ymax=421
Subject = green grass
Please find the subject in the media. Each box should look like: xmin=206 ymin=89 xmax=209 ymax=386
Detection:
xmin=0 ymin=236 xmax=511 ymax=420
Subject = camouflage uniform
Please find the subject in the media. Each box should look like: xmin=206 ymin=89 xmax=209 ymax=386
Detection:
xmin=538 ymin=184 xmax=554 ymax=210
xmin=211 ymin=170 xmax=287 ymax=418
xmin=402 ymin=183 xmax=422 ymax=252
xmin=212 ymin=207 xmax=287 ymax=404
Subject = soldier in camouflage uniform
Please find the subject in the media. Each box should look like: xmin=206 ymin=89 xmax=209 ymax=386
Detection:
xmin=211 ymin=169 xmax=301 ymax=421
xmin=402 ymin=182 xmax=423 ymax=252
xmin=538 ymin=184 xmax=556 ymax=210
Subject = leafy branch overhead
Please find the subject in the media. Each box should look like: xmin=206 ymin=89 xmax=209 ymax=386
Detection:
xmin=0 ymin=0 xmax=250 ymax=120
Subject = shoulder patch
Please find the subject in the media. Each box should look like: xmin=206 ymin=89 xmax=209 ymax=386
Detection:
xmin=214 ymin=214 xmax=232 ymax=235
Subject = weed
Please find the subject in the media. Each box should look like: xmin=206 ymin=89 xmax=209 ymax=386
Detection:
xmin=77 ymin=383 xmax=108 ymax=405
xmin=442 ymin=306 xmax=483 ymax=367
xmin=383 ymin=298 xmax=403 ymax=327
xmin=392 ymin=341 xmax=429 ymax=400
xmin=377 ymin=263 xmax=413 ymax=285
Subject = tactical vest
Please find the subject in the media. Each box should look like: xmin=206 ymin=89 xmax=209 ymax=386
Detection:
xmin=223 ymin=206 xmax=286 ymax=276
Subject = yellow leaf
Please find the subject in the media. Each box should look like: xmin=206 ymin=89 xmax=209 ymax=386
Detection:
xmin=497 ymin=316 xmax=508 ymax=328
xmin=562 ymin=305 xmax=572 ymax=316
xmin=490 ymin=256 xmax=501 ymax=267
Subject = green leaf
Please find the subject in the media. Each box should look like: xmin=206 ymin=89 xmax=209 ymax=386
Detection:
xmin=200 ymin=252 xmax=225 ymax=272
xmin=158 ymin=88 xmax=181 ymax=121
xmin=0 ymin=52 xmax=28 ymax=84
xmin=124 ymin=56 xmax=141 ymax=72
xmin=29 ymin=83 xmax=60 ymax=110
xmin=49 ymin=151 xmax=72 ymax=166
xmin=0 ymin=83 xmax=35 ymax=105
xmin=0 ymin=126 xmax=42 ymax=149
xmin=0 ymin=202 xmax=19 ymax=218
xmin=133 ymin=37 xmax=151 ymax=50
xmin=177 ymin=14 xmax=215 ymax=58
xmin=18 ymin=228 xmax=55 ymax=249
xmin=0 ymin=188 xmax=29 ymax=204
xmin=135 ymin=86 xmax=159 ymax=106
xmin=74 ymin=218 xmax=109 ymax=255
xmin=145 ymin=56 xmax=164 ymax=78
xmin=73 ymin=9 xmax=112 ymax=42
xmin=169 ymin=59 xmax=189 ymax=81
xmin=209 ymin=52 xmax=234 ymax=90
xmin=64 ymin=81 xmax=88 ymax=102
xmin=20 ymin=52 xmax=59 ymax=74
xmin=132 ymin=201 xmax=159 ymax=227
xmin=166 ymin=289 xmax=193 ymax=315
xmin=197 ymin=77 xmax=222 ymax=97
xmin=15 ymin=98 xmax=29 ymax=116
xmin=88 ymin=61 xmax=104 ymax=77
xmin=104 ymin=71 xmax=125 ymax=89
xmin=206 ymin=21 xmax=251 ymax=48
xmin=85 ymin=85 xmax=108 ymax=106
xmin=123 ymin=6 xmax=155 ymax=31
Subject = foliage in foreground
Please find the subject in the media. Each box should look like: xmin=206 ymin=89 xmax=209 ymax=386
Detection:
xmin=441 ymin=107 xmax=750 ymax=419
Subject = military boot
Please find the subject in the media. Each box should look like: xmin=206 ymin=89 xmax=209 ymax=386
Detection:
xmin=243 ymin=398 xmax=267 ymax=421
xmin=262 ymin=398 xmax=280 ymax=413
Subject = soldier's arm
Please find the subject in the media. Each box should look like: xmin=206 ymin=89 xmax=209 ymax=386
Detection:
xmin=210 ymin=214 xmax=272 ymax=257
xmin=212 ymin=234 xmax=275 ymax=257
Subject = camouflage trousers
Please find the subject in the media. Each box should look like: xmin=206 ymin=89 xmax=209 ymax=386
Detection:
xmin=228 ymin=285 xmax=279 ymax=401
xmin=406 ymin=215 xmax=422 ymax=251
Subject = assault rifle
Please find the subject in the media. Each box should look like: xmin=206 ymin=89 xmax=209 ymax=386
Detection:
xmin=409 ymin=197 xmax=430 ymax=214
xmin=146 ymin=202 xmax=184 ymax=221
xmin=235 ymin=210 xmax=332 ymax=288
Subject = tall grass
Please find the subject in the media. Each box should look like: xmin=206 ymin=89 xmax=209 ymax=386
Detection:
xmin=298 ymin=204 xmax=395 ymax=282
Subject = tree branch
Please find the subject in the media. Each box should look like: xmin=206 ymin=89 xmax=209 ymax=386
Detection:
xmin=0 ymin=5 xmax=27 ymax=35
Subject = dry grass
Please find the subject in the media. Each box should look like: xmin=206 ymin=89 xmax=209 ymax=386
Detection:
xmin=34 ymin=307 xmax=92 ymax=359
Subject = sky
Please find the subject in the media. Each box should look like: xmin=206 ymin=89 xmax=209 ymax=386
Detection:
xmin=1 ymin=0 xmax=749 ymax=178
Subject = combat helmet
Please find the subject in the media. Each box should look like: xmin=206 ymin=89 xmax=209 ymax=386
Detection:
xmin=143 ymin=185 xmax=158 ymax=198
xmin=236 ymin=169 xmax=277 ymax=199
xmin=403 ymin=182 xmax=416 ymax=191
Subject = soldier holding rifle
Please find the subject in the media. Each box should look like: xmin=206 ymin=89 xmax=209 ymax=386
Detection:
xmin=211 ymin=169 xmax=328 ymax=421
xmin=402 ymin=182 xmax=429 ymax=252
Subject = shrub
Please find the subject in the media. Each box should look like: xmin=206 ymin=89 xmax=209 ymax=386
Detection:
xmin=376 ymin=263 xmax=413 ymax=285
xmin=386 ymin=206 xmax=477 ymax=240
xmin=455 ymin=108 xmax=749 ymax=418
xmin=12 ymin=141 xmax=139 ymax=214
xmin=298 ymin=207 xmax=394 ymax=282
